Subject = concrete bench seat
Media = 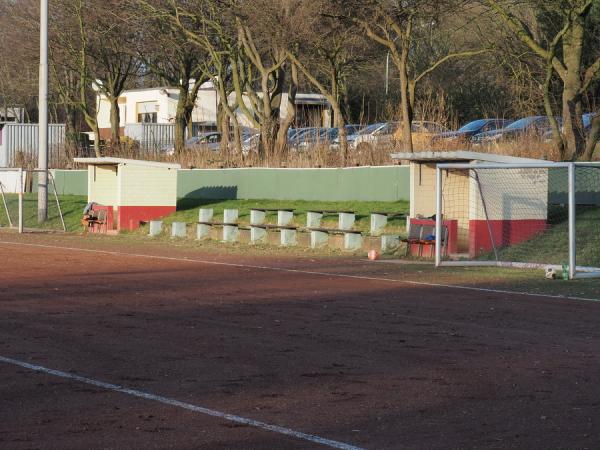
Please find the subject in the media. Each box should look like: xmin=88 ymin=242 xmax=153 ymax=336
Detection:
xmin=370 ymin=212 xmax=407 ymax=236
xmin=306 ymin=209 xmax=355 ymax=214
xmin=196 ymin=208 xmax=240 ymax=242
xmin=197 ymin=221 xmax=238 ymax=226
xmin=250 ymin=223 xmax=298 ymax=246
xmin=251 ymin=207 xmax=295 ymax=212
xmin=250 ymin=208 xmax=295 ymax=227
xmin=306 ymin=210 xmax=356 ymax=230
xmin=307 ymin=227 xmax=362 ymax=251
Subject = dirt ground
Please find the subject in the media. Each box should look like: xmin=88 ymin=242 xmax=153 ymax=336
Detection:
xmin=0 ymin=232 xmax=599 ymax=449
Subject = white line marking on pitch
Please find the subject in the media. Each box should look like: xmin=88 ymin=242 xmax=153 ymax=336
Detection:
xmin=0 ymin=240 xmax=598 ymax=303
xmin=0 ymin=355 xmax=364 ymax=450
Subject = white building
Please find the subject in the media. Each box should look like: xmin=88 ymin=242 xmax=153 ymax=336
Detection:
xmin=96 ymin=81 xmax=331 ymax=140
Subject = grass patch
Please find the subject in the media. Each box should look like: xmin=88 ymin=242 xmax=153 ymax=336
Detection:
xmin=165 ymin=198 xmax=410 ymax=234
xmin=0 ymin=193 xmax=87 ymax=232
xmin=490 ymin=206 xmax=600 ymax=267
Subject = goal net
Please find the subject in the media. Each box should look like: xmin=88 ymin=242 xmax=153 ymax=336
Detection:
xmin=434 ymin=162 xmax=600 ymax=279
xmin=0 ymin=168 xmax=67 ymax=233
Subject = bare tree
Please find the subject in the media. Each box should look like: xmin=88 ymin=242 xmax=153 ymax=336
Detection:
xmin=485 ymin=0 xmax=600 ymax=160
xmin=136 ymin=0 xmax=210 ymax=155
xmin=286 ymin=0 xmax=369 ymax=164
xmin=88 ymin=3 xmax=141 ymax=149
xmin=345 ymin=0 xmax=488 ymax=152
xmin=49 ymin=0 xmax=103 ymax=156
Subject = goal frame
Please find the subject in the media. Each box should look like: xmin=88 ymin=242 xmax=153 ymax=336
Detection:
xmin=0 ymin=167 xmax=66 ymax=233
xmin=434 ymin=162 xmax=600 ymax=280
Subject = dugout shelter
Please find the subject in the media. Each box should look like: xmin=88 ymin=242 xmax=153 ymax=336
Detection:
xmin=390 ymin=151 xmax=548 ymax=258
xmin=74 ymin=157 xmax=180 ymax=231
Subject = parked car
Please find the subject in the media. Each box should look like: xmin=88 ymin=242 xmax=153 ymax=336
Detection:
xmin=394 ymin=121 xmax=448 ymax=147
xmin=472 ymin=116 xmax=561 ymax=143
xmin=329 ymin=124 xmax=367 ymax=149
xmin=351 ymin=122 xmax=399 ymax=149
xmin=163 ymin=132 xmax=221 ymax=155
xmin=241 ymin=133 xmax=260 ymax=154
xmin=296 ymin=127 xmax=340 ymax=151
xmin=543 ymin=112 xmax=598 ymax=141
xmin=433 ymin=119 xmax=513 ymax=143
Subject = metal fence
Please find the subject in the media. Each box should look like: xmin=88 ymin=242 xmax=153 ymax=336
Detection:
xmin=124 ymin=123 xmax=209 ymax=153
xmin=0 ymin=123 xmax=66 ymax=167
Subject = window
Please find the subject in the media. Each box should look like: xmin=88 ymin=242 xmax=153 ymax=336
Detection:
xmin=137 ymin=112 xmax=157 ymax=123
xmin=137 ymin=101 xmax=158 ymax=123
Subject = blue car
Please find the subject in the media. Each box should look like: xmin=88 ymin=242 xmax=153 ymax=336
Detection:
xmin=434 ymin=119 xmax=513 ymax=143
xmin=543 ymin=112 xmax=598 ymax=141
xmin=472 ymin=116 xmax=561 ymax=143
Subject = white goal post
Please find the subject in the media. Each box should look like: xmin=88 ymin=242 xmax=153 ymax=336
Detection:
xmin=434 ymin=162 xmax=600 ymax=280
xmin=0 ymin=168 xmax=66 ymax=233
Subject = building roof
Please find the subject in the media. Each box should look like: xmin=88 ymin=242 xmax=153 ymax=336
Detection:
xmin=74 ymin=157 xmax=181 ymax=169
xmin=390 ymin=151 xmax=545 ymax=164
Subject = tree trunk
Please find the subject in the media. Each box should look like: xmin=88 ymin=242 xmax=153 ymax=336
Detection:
xmin=398 ymin=46 xmax=413 ymax=153
xmin=258 ymin=67 xmax=284 ymax=163
xmin=64 ymin=106 xmax=79 ymax=158
xmin=275 ymin=64 xmax=298 ymax=157
xmin=91 ymin=120 xmax=101 ymax=157
xmin=583 ymin=115 xmax=600 ymax=161
xmin=109 ymin=95 xmax=121 ymax=148
xmin=174 ymin=86 xmax=190 ymax=155
xmin=561 ymin=20 xmax=585 ymax=161
xmin=332 ymin=102 xmax=347 ymax=166
xmin=542 ymin=59 xmax=564 ymax=159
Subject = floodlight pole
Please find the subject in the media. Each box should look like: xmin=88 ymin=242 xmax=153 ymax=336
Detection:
xmin=37 ymin=0 xmax=49 ymax=223
xmin=568 ymin=163 xmax=576 ymax=280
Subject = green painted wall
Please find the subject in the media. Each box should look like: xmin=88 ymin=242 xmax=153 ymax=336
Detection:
xmin=177 ymin=166 xmax=410 ymax=202
xmin=47 ymin=166 xmax=411 ymax=202
xmin=51 ymin=169 xmax=88 ymax=196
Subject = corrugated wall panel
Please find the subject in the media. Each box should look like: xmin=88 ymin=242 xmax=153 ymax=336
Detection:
xmin=0 ymin=124 xmax=66 ymax=167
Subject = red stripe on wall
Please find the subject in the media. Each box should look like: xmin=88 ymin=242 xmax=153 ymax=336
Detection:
xmin=118 ymin=206 xmax=176 ymax=231
xmin=468 ymin=219 xmax=547 ymax=258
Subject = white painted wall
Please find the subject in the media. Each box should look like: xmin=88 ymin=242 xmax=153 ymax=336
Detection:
xmin=96 ymin=85 xmax=330 ymax=132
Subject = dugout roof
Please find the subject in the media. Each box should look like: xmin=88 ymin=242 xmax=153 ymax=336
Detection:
xmin=390 ymin=151 xmax=545 ymax=164
xmin=74 ymin=157 xmax=181 ymax=170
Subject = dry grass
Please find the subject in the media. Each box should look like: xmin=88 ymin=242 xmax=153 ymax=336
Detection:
xmin=64 ymin=138 xmax=557 ymax=169
xmin=55 ymin=133 xmax=560 ymax=169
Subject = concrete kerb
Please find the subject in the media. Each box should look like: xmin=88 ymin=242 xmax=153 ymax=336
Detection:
xmin=280 ymin=228 xmax=297 ymax=247
xmin=250 ymin=226 xmax=268 ymax=244
xmin=277 ymin=210 xmax=294 ymax=226
xmin=171 ymin=222 xmax=187 ymax=238
xmin=381 ymin=235 xmax=400 ymax=254
xmin=306 ymin=211 xmax=322 ymax=228
xmin=370 ymin=214 xmax=387 ymax=236
xmin=344 ymin=232 xmax=363 ymax=251
xmin=339 ymin=213 xmax=355 ymax=230
xmin=223 ymin=209 xmax=239 ymax=223
xmin=149 ymin=220 xmax=163 ymax=237
xmin=197 ymin=223 xmax=212 ymax=240
xmin=223 ymin=224 xmax=239 ymax=243
xmin=199 ymin=208 xmax=214 ymax=222
xmin=250 ymin=209 xmax=266 ymax=226
xmin=310 ymin=230 xmax=328 ymax=249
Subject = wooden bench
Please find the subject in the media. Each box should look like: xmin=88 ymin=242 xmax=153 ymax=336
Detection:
xmin=306 ymin=227 xmax=362 ymax=251
xmin=370 ymin=212 xmax=407 ymax=236
xmin=306 ymin=209 xmax=356 ymax=230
